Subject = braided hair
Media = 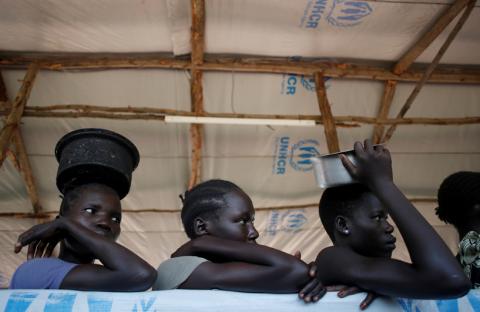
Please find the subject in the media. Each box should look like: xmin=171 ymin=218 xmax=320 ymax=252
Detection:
xmin=436 ymin=171 xmax=480 ymax=226
xmin=180 ymin=179 xmax=244 ymax=239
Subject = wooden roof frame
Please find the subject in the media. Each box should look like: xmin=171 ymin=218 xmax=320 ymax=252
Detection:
xmin=0 ymin=0 xmax=479 ymax=215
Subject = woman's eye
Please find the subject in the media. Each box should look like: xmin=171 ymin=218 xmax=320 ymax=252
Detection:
xmin=239 ymin=219 xmax=246 ymax=224
xmin=85 ymin=208 xmax=94 ymax=214
xmin=112 ymin=217 xmax=121 ymax=223
xmin=374 ymin=216 xmax=381 ymax=221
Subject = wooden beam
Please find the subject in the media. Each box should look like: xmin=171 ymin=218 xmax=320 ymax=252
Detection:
xmin=315 ymin=72 xmax=340 ymax=153
xmin=372 ymin=80 xmax=397 ymax=144
xmin=394 ymin=0 xmax=471 ymax=74
xmin=191 ymin=0 xmax=205 ymax=66
xmin=0 ymin=64 xmax=39 ymax=167
xmin=188 ymin=0 xmax=206 ymax=189
xmin=2 ymin=52 xmax=480 ymax=84
xmin=0 ymin=52 xmax=191 ymax=70
xmin=1 ymin=105 xmax=479 ymax=126
xmin=12 ymin=129 xmax=42 ymax=214
xmin=383 ymin=1 xmax=476 ymax=143
xmin=0 ymin=72 xmax=16 ymax=167
xmin=0 ymin=70 xmax=42 ymax=213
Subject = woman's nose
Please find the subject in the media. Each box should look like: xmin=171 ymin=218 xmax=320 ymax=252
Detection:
xmin=385 ymin=221 xmax=394 ymax=234
xmin=248 ymin=224 xmax=259 ymax=241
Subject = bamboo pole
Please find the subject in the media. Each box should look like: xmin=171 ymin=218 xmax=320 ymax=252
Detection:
xmin=188 ymin=0 xmax=206 ymax=189
xmin=383 ymin=1 xmax=476 ymax=143
xmin=315 ymin=72 xmax=340 ymax=153
xmin=2 ymin=53 xmax=480 ymax=84
xmin=393 ymin=0 xmax=471 ymax=75
xmin=372 ymin=80 xmax=397 ymax=144
xmin=0 ymin=63 xmax=39 ymax=167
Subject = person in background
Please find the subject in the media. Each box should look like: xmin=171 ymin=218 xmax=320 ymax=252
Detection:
xmin=436 ymin=171 xmax=480 ymax=288
xmin=315 ymin=140 xmax=470 ymax=299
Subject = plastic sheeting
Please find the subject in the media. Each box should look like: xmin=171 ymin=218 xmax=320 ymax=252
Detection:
xmin=0 ymin=289 xmax=404 ymax=312
xmin=0 ymin=0 xmax=479 ymax=289
xmin=1 ymin=289 xmax=480 ymax=312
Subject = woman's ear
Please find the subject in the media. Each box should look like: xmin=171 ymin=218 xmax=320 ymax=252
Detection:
xmin=335 ymin=216 xmax=350 ymax=236
xmin=193 ymin=217 xmax=209 ymax=236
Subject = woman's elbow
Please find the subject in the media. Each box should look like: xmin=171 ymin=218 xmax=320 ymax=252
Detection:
xmin=438 ymin=274 xmax=471 ymax=298
xmin=127 ymin=266 xmax=158 ymax=291
xmin=282 ymin=261 xmax=311 ymax=290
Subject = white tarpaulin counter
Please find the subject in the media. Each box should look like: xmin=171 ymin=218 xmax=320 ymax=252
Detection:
xmin=0 ymin=289 xmax=479 ymax=312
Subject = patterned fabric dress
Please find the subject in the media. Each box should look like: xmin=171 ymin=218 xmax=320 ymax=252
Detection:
xmin=459 ymin=231 xmax=480 ymax=288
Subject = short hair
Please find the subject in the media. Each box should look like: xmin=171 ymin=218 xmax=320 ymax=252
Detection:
xmin=60 ymin=183 xmax=118 ymax=216
xmin=319 ymin=184 xmax=371 ymax=242
xmin=180 ymin=179 xmax=243 ymax=239
xmin=436 ymin=171 xmax=480 ymax=226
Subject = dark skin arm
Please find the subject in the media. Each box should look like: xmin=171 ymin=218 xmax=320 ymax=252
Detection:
xmin=172 ymin=235 xmax=325 ymax=302
xmin=15 ymin=217 xmax=157 ymax=291
xmin=316 ymin=140 xmax=470 ymax=299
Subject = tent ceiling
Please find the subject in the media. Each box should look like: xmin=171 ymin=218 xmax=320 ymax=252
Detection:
xmin=1 ymin=0 xmax=479 ymax=287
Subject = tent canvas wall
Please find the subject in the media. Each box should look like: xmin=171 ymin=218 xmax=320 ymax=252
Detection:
xmin=0 ymin=0 xmax=479 ymax=289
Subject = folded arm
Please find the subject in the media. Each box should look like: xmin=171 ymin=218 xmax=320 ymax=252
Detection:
xmin=15 ymin=218 xmax=157 ymax=291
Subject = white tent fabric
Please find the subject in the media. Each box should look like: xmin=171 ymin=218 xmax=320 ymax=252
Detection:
xmin=0 ymin=0 xmax=479 ymax=287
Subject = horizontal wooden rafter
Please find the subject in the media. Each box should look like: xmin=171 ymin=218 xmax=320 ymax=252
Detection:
xmin=1 ymin=52 xmax=480 ymax=84
xmin=0 ymin=105 xmax=478 ymax=126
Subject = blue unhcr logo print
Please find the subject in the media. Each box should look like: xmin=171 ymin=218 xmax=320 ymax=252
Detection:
xmin=289 ymin=139 xmax=321 ymax=172
xmin=300 ymin=0 xmax=372 ymax=29
xmin=280 ymin=73 xmax=331 ymax=95
xmin=327 ymin=0 xmax=373 ymax=27
xmin=273 ymin=137 xmax=321 ymax=174
xmin=266 ymin=210 xmax=308 ymax=236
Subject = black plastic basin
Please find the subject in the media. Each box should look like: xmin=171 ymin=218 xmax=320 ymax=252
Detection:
xmin=55 ymin=128 xmax=140 ymax=199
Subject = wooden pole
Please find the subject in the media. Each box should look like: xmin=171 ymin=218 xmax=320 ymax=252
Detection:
xmin=188 ymin=0 xmax=206 ymax=189
xmin=383 ymin=1 xmax=476 ymax=143
xmin=394 ymin=0 xmax=471 ymax=75
xmin=12 ymin=129 xmax=42 ymax=214
xmin=2 ymin=52 xmax=480 ymax=84
xmin=315 ymin=72 xmax=340 ymax=153
xmin=1 ymin=105 xmax=479 ymax=126
xmin=0 ymin=70 xmax=42 ymax=213
xmin=0 ymin=63 xmax=39 ymax=167
xmin=372 ymin=80 xmax=397 ymax=144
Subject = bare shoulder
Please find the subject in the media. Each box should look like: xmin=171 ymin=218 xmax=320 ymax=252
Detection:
xmin=316 ymin=246 xmax=359 ymax=265
xmin=315 ymin=246 xmax=369 ymax=285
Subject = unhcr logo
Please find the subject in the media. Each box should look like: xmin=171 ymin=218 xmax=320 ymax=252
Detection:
xmin=281 ymin=212 xmax=308 ymax=232
xmin=300 ymin=0 xmax=372 ymax=29
xmin=273 ymin=137 xmax=321 ymax=174
xmin=266 ymin=210 xmax=308 ymax=236
xmin=281 ymin=74 xmax=331 ymax=95
xmin=289 ymin=139 xmax=321 ymax=172
xmin=327 ymin=0 xmax=373 ymax=27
